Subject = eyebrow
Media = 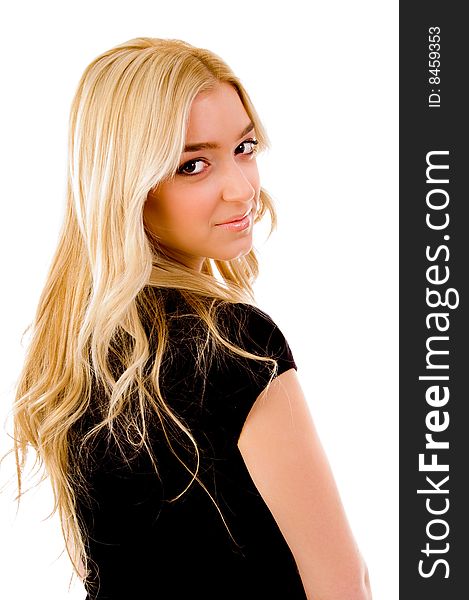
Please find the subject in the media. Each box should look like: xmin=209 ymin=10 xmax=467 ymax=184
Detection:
xmin=182 ymin=121 xmax=255 ymax=153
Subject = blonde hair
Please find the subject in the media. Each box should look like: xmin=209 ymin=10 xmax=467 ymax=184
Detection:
xmin=11 ymin=37 xmax=277 ymax=583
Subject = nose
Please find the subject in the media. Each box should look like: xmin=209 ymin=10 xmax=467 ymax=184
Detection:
xmin=220 ymin=160 xmax=256 ymax=204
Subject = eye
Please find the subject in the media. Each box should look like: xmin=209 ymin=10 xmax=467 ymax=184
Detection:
xmin=176 ymin=138 xmax=259 ymax=177
xmin=236 ymin=138 xmax=259 ymax=156
xmin=177 ymin=159 xmax=207 ymax=176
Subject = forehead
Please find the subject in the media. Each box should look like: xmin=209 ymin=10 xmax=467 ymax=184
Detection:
xmin=185 ymin=83 xmax=251 ymax=143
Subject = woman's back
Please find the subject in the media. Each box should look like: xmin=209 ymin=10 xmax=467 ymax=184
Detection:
xmin=74 ymin=287 xmax=307 ymax=599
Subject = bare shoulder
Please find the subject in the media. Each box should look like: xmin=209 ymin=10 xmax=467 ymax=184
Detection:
xmin=237 ymin=369 xmax=372 ymax=600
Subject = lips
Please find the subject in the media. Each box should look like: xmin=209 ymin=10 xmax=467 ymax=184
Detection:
xmin=216 ymin=209 xmax=251 ymax=226
xmin=215 ymin=209 xmax=253 ymax=232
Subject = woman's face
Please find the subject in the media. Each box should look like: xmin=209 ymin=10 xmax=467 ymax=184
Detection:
xmin=143 ymin=82 xmax=260 ymax=271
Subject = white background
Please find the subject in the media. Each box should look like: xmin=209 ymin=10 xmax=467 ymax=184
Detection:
xmin=0 ymin=1 xmax=398 ymax=598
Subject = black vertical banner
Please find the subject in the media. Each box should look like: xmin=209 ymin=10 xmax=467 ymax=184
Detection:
xmin=400 ymin=3 xmax=468 ymax=598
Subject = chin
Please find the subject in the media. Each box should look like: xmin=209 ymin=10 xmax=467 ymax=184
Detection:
xmin=214 ymin=241 xmax=253 ymax=262
xmin=211 ymin=250 xmax=252 ymax=262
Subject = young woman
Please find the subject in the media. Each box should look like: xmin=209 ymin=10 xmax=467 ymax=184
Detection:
xmin=12 ymin=38 xmax=372 ymax=599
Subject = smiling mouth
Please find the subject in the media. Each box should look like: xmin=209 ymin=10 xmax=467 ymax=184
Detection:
xmin=215 ymin=209 xmax=253 ymax=231
xmin=216 ymin=209 xmax=252 ymax=226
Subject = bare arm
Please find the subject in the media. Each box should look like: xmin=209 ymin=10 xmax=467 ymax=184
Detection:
xmin=237 ymin=368 xmax=372 ymax=600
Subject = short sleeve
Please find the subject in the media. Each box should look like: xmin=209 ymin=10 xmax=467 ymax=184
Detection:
xmin=209 ymin=303 xmax=297 ymax=443
xmin=236 ymin=304 xmax=297 ymax=377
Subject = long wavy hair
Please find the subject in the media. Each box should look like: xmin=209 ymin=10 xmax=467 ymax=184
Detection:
xmin=11 ymin=37 xmax=278 ymax=581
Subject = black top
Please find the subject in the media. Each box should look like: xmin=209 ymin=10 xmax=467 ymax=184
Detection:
xmin=75 ymin=288 xmax=306 ymax=599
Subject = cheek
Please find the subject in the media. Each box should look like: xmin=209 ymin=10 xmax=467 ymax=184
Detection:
xmin=248 ymin=164 xmax=261 ymax=203
xmin=250 ymin=161 xmax=260 ymax=183
xmin=246 ymin=158 xmax=260 ymax=183
xmin=148 ymin=184 xmax=217 ymax=231
xmin=176 ymin=183 xmax=219 ymax=222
